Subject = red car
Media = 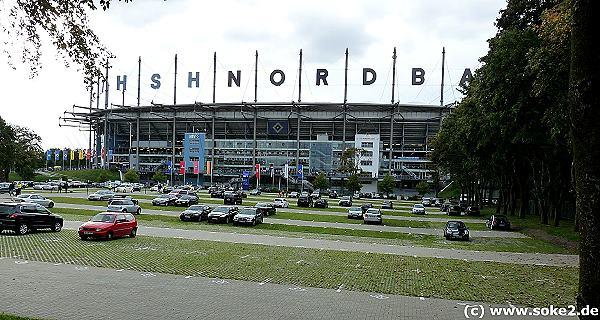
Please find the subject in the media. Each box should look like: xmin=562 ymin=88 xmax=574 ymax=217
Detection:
xmin=78 ymin=212 xmax=138 ymax=240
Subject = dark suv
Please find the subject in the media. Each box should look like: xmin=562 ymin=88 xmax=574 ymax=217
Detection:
xmin=446 ymin=205 xmax=462 ymax=216
xmin=223 ymin=191 xmax=243 ymax=205
xmin=297 ymin=195 xmax=313 ymax=207
xmin=0 ymin=203 xmax=64 ymax=235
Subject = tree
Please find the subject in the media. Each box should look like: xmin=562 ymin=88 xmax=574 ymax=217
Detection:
xmin=338 ymin=148 xmax=363 ymax=175
xmin=345 ymin=174 xmax=362 ymax=194
xmin=152 ymin=171 xmax=167 ymax=184
xmin=0 ymin=117 xmax=16 ymax=181
xmin=95 ymin=170 xmax=110 ymax=183
xmin=313 ymin=172 xmax=329 ymax=190
xmin=123 ymin=168 xmax=139 ymax=183
xmin=570 ymin=0 xmax=600 ymax=315
xmin=12 ymin=126 xmax=44 ymax=180
xmin=0 ymin=0 xmax=130 ymax=78
xmin=377 ymin=174 xmax=395 ymax=194
xmin=416 ymin=181 xmax=430 ymax=196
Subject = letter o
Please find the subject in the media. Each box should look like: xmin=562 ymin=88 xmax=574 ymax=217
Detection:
xmin=270 ymin=69 xmax=285 ymax=86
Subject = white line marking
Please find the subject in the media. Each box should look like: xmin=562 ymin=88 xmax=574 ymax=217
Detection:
xmin=211 ymin=279 xmax=229 ymax=284
xmin=336 ymin=284 xmax=344 ymax=292
xmin=14 ymin=261 xmax=28 ymax=264
xmin=184 ymin=276 xmax=193 ymax=279
xmin=258 ymin=278 xmax=272 ymax=286
xmin=140 ymin=272 xmax=156 ymax=277
xmin=369 ymin=294 xmax=389 ymax=300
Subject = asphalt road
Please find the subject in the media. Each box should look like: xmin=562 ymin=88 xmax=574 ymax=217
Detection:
xmin=0 ymin=258 xmax=564 ymax=320
xmin=61 ymin=221 xmax=578 ymax=266
xmin=54 ymin=202 xmax=520 ymax=238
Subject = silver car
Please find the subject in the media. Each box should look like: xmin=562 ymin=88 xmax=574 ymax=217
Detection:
xmin=232 ymin=207 xmax=263 ymax=226
xmin=412 ymin=204 xmax=426 ymax=215
xmin=347 ymin=206 xmax=363 ymax=219
xmin=363 ymin=208 xmax=383 ymax=224
xmin=88 ymin=190 xmax=115 ymax=201
xmin=107 ymin=199 xmax=141 ymax=215
xmin=16 ymin=194 xmax=55 ymax=208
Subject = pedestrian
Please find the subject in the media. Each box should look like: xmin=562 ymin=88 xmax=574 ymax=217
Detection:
xmin=15 ymin=185 xmax=21 ymax=196
xmin=64 ymin=182 xmax=69 ymax=193
xmin=58 ymin=184 xmax=62 ymax=193
xmin=8 ymin=182 xmax=14 ymax=196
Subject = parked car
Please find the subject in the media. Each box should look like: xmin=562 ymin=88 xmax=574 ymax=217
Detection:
xmin=207 ymin=205 xmax=238 ymax=224
xmin=169 ymin=189 xmax=195 ymax=198
xmin=273 ymin=198 xmax=289 ymax=208
xmin=210 ymin=189 xmax=224 ymax=198
xmin=0 ymin=203 xmax=63 ymax=235
xmin=114 ymin=184 xmax=134 ymax=193
xmin=175 ymin=194 xmax=199 ymax=207
xmin=152 ymin=194 xmax=177 ymax=206
xmin=347 ymin=206 xmax=363 ymax=219
xmin=360 ymin=203 xmax=373 ymax=213
xmin=328 ymin=191 xmax=338 ymax=199
xmin=486 ymin=215 xmax=511 ymax=230
xmin=434 ymin=198 xmax=444 ymax=207
xmin=446 ymin=205 xmax=462 ymax=216
xmin=254 ymin=202 xmax=276 ymax=216
xmin=0 ymin=182 xmax=11 ymax=194
xmin=108 ymin=194 xmax=138 ymax=205
xmin=88 ymin=190 xmax=115 ymax=201
xmin=465 ymin=206 xmax=481 ymax=216
xmin=179 ymin=204 xmax=212 ymax=222
xmin=444 ymin=221 xmax=470 ymax=241
xmin=313 ymin=198 xmax=329 ymax=208
xmin=363 ymin=208 xmax=383 ymax=224
xmin=249 ymin=189 xmax=261 ymax=196
xmin=16 ymin=194 xmax=55 ymax=208
xmin=223 ymin=191 xmax=243 ymax=205
xmin=381 ymin=200 xmax=393 ymax=209
xmin=310 ymin=190 xmax=321 ymax=199
xmin=288 ymin=191 xmax=299 ymax=198
xmin=353 ymin=192 xmax=362 ymax=199
xmin=411 ymin=204 xmax=426 ymax=215
xmin=233 ymin=207 xmax=264 ymax=226
xmin=78 ymin=212 xmax=137 ymax=240
xmin=297 ymin=195 xmax=313 ymax=207
xmin=107 ymin=199 xmax=142 ymax=214
xmin=440 ymin=201 xmax=452 ymax=212
xmin=162 ymin=186 xmax=174 ymax=194
xmin=421 ymin=197 xmax=432 ymax=207
xmin=338 ymin=196 xmax=352 ymax=207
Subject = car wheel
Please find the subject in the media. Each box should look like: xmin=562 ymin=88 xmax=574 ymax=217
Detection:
xmin=130 ymin=228 xmax=137 ymax=238
xmin=80 ymin=235 xmax=88 ymax=240
xmin=464 ymin=236 xmax=470 ymax=241
xmin=16 ymin=223 xmax=29 ymax=235
xmin=51 ymin=221 xmax=63 ymax=232
xmin=48 ymin=201 xmax=54 ymax=208
xmin=136 ymin=208 xmax=141 ymax=215
xmin=106 ymin=232 xmax=113 ymax=241
xmin=252 ymin=219 xmax=257 ymax=226
xmin=226 ymin=216 xmax=230 ymax=224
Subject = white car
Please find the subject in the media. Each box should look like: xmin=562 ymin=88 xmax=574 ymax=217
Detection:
xmin=412 ymin=204 xmax=426 ymax=215
xmin=115 ymin=184 xmax=134 ymax=193
xmin=363 ymin=208 xmax=382 ymax=224
xmin=273 ymin=198 xmax=289 ymax=208
xmin=421 ymin=197 xmax=431 ymax=206
xmin=16 ymin=194 xmax=55 ymax=208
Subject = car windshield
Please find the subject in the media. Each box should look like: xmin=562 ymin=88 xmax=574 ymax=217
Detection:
xmin=110 ymin=201 xmax=123 ymax=205
xmin=274 ymin=198 xmax=284 ymax=202
xmin=91 ymin=213 xmax=115 ymax=223
xmin=212 ymin=207 xmax=229 ymax=213
xmin=342 ymin=196 xmax=350 ymax=200
xmin=188 ymin=205 xmax=204 ymax=210
xmin=350 ymin=207 xmax=362 ymax=211
xmin=239 ymin=208 xmax=256 ymax=215
xmin=447 ymin=222 xmax=465 ymax=228
xmin=157 ymin=195 xmax=170 ymax=199
xmin=414 ymin=204 xmax=424 ymax=208
xmin=0 ymin=205 xmax=17 ymax=214
xmin=366 ymin=209 xmax=380 ymax=214
xmin=256 ymin=203 xmax=271 ymax=207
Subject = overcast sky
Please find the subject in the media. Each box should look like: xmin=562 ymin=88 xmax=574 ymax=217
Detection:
xmin=0 ymin=0 xmax=505 ymax=149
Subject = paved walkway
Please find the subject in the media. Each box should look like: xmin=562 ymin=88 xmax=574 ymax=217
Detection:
xmin=61 ymin=221 xmax=577 ymax=266
xmin=1 ymin=258 xmax=548 ymax=320
xmin=54 ymin=202 xmax=517 ymax=238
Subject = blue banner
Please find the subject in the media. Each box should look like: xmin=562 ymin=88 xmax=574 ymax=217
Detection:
xmin=242 ymin=170 xmax=250 ymax=190
xmin=54 ymin=150 xmax=60 ymax=161
xmin=63 ymin=149 xmax=68 ymax=160
xmin=46 ymin=150 xmax=51 ymax=161
xmin=183 ymin=133 xmax=206 ymax=172
xmin=267 ymin=120 xmax=290 ymax=135
xmin=108 ymin=149 xmax=113 ymax=160
xmin=167 ymin=160 xmax=173 ymax=173
xmin=297 ymin=164 xmax=303 ymax=179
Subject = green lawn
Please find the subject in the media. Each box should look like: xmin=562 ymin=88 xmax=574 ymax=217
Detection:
xmin=0 ymin=230 xmax=577 ymax=307
xmin=0 ymin=314 xmax=43 ymax=320
xmin=52 ymin=208 xmax=572 ymax=254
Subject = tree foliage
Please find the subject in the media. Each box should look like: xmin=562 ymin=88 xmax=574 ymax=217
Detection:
xmin=123 ymin=168 xmax=139 ymax=182
xmin=313 ymin=172 xmax=329 ymax=190
xmin=377 ymin=173 xmax=395 ymax=194
xmin=345 ymin=174 xmax=362 ymax=193
xmin=338 ymin=148 xmax=363 ymax=175
xmin=152 ymin=170 xmax=167 ymax=183
xmin=0 ymin=0 xmax=130 ymax=79
xmin=0 ymin=116 xmax=43 ymax=181
xmin=415 ymin=181 xmax=430 ymax=196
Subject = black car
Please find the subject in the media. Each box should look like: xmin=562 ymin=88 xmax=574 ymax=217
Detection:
xmin=152 ymin=194 xmax=177 ymax=206
xmin=0 ymin=203 xmax=63 ymax=235
xmin=446 ymin=205 xmax=462 ymax=216
xmin=223 ymin=191 xmax=243 ymax=205
xmin=487 ymin=215 xmax=511 ymax=230
xmin=465 ymin=206 xmax=481 ymax=216
xmin=328 ymin=191 xmax=338 ymax=199
xmin=162 ymin=186 xmax=174 ymax=194
xmin=444 ymin=220 xmax=469 ymax=241
xmin=381 ymin=200 xmax=393 ymax=209
xmin=254 ymin=202 xmax=276 ymax=216
xmin=297 ymin=195 xmax=313 ymax=207
xmin=313 ymin=198 xmax=329 ymax=208
xmin=360 ymin=203 xmax=374 ymax=213
xmin=233 ymin=207 xmax=264 ymax=226
xmin=179 ymin=204 xmax=212 ymax=222
xmin=207 ymin=206 xmax=238 ymax=224
xmin=175 ymin=195 xmax=199 ymax=207
xmin=210 ymin=190 xmax=224 ymax=198
xmin=338 ymin=196 xmax=352 ymax=207
xmin=0 ymin=182 xmax=11 ymax=194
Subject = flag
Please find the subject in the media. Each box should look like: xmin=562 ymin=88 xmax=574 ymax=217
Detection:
xmin=63 ymin=149 xmax=68 ymax=160
xmin=206 ymin=160 xmax=212 ymax=175
xmin=284 ymin=163 xmax=289 ymax=179
xmin=78 ymin=149 xmax=84 ymax=160
xmin=101 ymin=147 xmax=106 ymax=159
xmin=255 ymin=163 xmax=260 ymax=181
xmin=179 ymin=161 xmax=185 ymax=174
xmin=108 ymin=149 xmax=113 ymax=160
xmin=86 ymin=149 xmax=91 ymax=160
xmin=167 ymin=160 xmax=173 ymax=173
xmin=54 ymin=150 xmax=60 ymax=161
xmin=270 ymin=163 xmax=274 ymax=178
xmin=298 ymin=164 xmax=303 ymax=179
xmin=193 ymin=161 xmax=199 ymax=174
xmin=70 ymin=150 xmax=75 ymax=161
xmin=46 ymin=150 xmax=52 ymax=161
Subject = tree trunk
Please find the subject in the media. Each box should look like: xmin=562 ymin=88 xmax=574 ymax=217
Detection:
xmin=570 ymin=0 xmax=600 ymax=316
